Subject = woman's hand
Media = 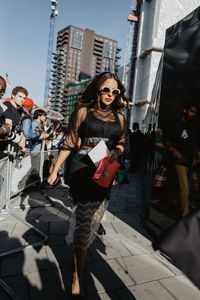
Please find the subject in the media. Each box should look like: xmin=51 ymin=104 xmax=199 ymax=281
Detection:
xmin=109 ymin=150 xmax=118 ymax=163
xmin=47 ymin=171 xmax=58 ymax=185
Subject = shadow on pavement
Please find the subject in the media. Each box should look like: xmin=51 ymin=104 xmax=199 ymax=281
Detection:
xmin=0 ymin=183 xmax=138 ymax=299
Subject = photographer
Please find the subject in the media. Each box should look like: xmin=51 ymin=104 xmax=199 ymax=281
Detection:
xmin=31 ymin=109 xmax=49 ymax=152
xmin=0 ymin=113 xmax=10 ymax=136
xmin=0 ymin=76 xmax=10 ymax=138
xmin=51 ymin=125 xmax=65 ymax=150
xmin=19 ymin=98 xmax=38 ymax=152
xmin=11 ymin=98 xmax=38 ymax=194
xmin=45 ymin=119 xmax=62 ymax=150
xmin=0 ymin=76 xmax=6 ymax=100
xmin=0 ymin=86 xmax=28 ymax=156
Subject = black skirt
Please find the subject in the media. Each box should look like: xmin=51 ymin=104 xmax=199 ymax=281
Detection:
xmin=69 ymin=153 xmax=109 ymax=203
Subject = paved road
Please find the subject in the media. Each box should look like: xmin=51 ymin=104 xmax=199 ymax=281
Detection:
xmin=0 ymin=173 xmax=199 ymax=299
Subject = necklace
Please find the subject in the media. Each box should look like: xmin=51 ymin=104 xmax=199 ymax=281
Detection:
xmin=97 ymin=105 xmax=111 ymax=112
xmin=96 ymin=109 xmax=113 ymax=119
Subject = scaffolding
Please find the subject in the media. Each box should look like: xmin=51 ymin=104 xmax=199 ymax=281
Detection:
xmin=122 ymin=0 xmax=137 ymax=95
xmin=44 ymin=0 xmax=58 ymax=108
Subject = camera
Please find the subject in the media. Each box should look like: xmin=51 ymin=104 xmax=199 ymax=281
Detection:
xmin=15 ymin=150 xmax=25 ymax=169
xmin=35 ymin=126 xmax=43 ymax=135
xmin=6 ymin=125 xmax=22 ymax=143
xmin=16 ymin=150 xmax=25 ymax=160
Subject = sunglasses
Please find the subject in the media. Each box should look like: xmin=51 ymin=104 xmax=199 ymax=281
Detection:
xmin=0 ymin=89 xmax=5 ymax=94
xmin=100 ymin=86 xmax=120 ymax=96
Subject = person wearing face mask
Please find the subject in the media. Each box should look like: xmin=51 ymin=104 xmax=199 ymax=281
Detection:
xmin=48 ymin=72 xmax=128 ymax=299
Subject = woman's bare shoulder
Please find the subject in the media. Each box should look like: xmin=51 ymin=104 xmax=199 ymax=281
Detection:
xmin=117 ymin=112 xmax=125 ymax=122
xmin=73 ymin=106 xmax=88 ymax=124
xmin=76 ymin=106 xmax=88 ymax=117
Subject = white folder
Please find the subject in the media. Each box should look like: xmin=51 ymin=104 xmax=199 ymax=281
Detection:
xmin=88 ymin=140 xmax=109 ymax=167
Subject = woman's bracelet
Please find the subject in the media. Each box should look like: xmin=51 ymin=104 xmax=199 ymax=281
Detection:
xmin=115 ymin=148 xmax=123 ymax=157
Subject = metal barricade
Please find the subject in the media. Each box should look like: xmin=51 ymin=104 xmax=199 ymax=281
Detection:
xmin=10 ymin=152 xmax=41 ymax=196
xmin=0 ymin=279 xmax=21 ymax=300
xmin=0 ymin=141 xmax=56 ymax=300
xmin=9 ymin=141 xmax=63 ymax=198
xmin=0 ymin=156 xmax=9 ymax=212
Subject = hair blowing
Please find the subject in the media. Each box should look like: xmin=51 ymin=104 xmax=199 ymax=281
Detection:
xmin=75 ymin=72 xmax=128 ymax=111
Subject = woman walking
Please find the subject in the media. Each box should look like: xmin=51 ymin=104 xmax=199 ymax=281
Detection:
xmin=48 ymin=71 xmax=128 ymax=299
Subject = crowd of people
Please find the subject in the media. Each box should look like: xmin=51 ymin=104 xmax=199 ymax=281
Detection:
xmin=152 ymin=103 xmax=200 ymax=219
xmin=0 ymin=75 xmax=65 ymax=193
xmin=123 ymin=101 xmax=200 ymax=222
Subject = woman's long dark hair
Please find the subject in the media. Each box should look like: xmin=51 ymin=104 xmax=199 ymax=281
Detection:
xmin=74 ymin=72 xmax=128 ymax=111
xmin=65 ymin=72 xmax=128 ymax=150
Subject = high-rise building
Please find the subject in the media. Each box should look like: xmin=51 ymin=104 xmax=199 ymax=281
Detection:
xmin=64 ymin=79 xmax=90 ymax=123
xmin=50 ymin=25 xmax=121 ymax=117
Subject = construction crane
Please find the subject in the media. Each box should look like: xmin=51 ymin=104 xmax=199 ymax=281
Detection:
xmin=122 ymin=0 xmax=137 ymax=95
xmin=44 ymin=0 xmax=58 ymax=108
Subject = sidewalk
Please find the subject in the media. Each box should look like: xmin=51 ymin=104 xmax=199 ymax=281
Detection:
xmin=0 ymin=173 xmax=200 ymax=299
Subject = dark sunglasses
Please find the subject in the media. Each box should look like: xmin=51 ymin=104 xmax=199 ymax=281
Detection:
xmin=0 ymin=89 xmax=5 ymax=94
xmin=100 ymin=86 xmax=120 ymax=96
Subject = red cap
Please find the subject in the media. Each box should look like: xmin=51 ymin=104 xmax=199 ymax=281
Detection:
xmin=4 ymin=98 xmax=11 ymax=102
xmin=23 ymin=98 xmax=37 ymax=106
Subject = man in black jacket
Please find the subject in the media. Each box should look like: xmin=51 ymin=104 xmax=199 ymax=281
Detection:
xmin=0 ymin=86 xmax=28 ymax=154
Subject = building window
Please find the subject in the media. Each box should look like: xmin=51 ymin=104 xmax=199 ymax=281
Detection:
xmin=70 ymin=28 xmax=83 ymax=49
xmin=91 ymin=55 xmax=96 ymax=79
xmin=104 ymin=40 xmax=116 ymax=60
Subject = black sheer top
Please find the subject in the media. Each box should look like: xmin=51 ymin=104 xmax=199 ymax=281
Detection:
xmin=62 ymin=106 xmax=125 ymax=152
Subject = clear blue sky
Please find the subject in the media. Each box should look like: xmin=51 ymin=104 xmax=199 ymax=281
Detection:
xmin=1 ymin=0 xmax=132 ymax=107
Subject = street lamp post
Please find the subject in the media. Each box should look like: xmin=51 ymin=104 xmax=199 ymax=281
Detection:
xmin=44 ymin=0 xmax=58 ymax=108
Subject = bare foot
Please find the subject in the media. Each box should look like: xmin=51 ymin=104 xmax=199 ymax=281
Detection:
xmin=72 ymin=273 xmax=85 ymax=297
xmin=72 ymin=273 xmax=80 ymax=295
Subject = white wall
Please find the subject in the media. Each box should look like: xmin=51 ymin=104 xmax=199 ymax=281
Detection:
xmin=130 ymin=0 xmax=200 ymax=128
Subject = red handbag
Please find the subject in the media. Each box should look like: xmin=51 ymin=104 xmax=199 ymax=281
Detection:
xmin=92 ymin=153 xmax=120 ymax=188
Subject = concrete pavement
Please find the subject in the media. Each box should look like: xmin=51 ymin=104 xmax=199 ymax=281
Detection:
xmin=0 ymin=173 xmax=200 ymax=299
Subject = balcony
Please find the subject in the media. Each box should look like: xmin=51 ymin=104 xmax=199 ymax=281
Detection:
xmin=94 ymin=43 xmax=103 ymax=50
xmin=93 ymin=50 xmax=102 ymax=57
xmin=94 ymin=39 xmax=104 ymax=45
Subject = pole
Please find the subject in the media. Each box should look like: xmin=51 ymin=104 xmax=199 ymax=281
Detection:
xmin=44 ymin=0 xmax=58 ymax=108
